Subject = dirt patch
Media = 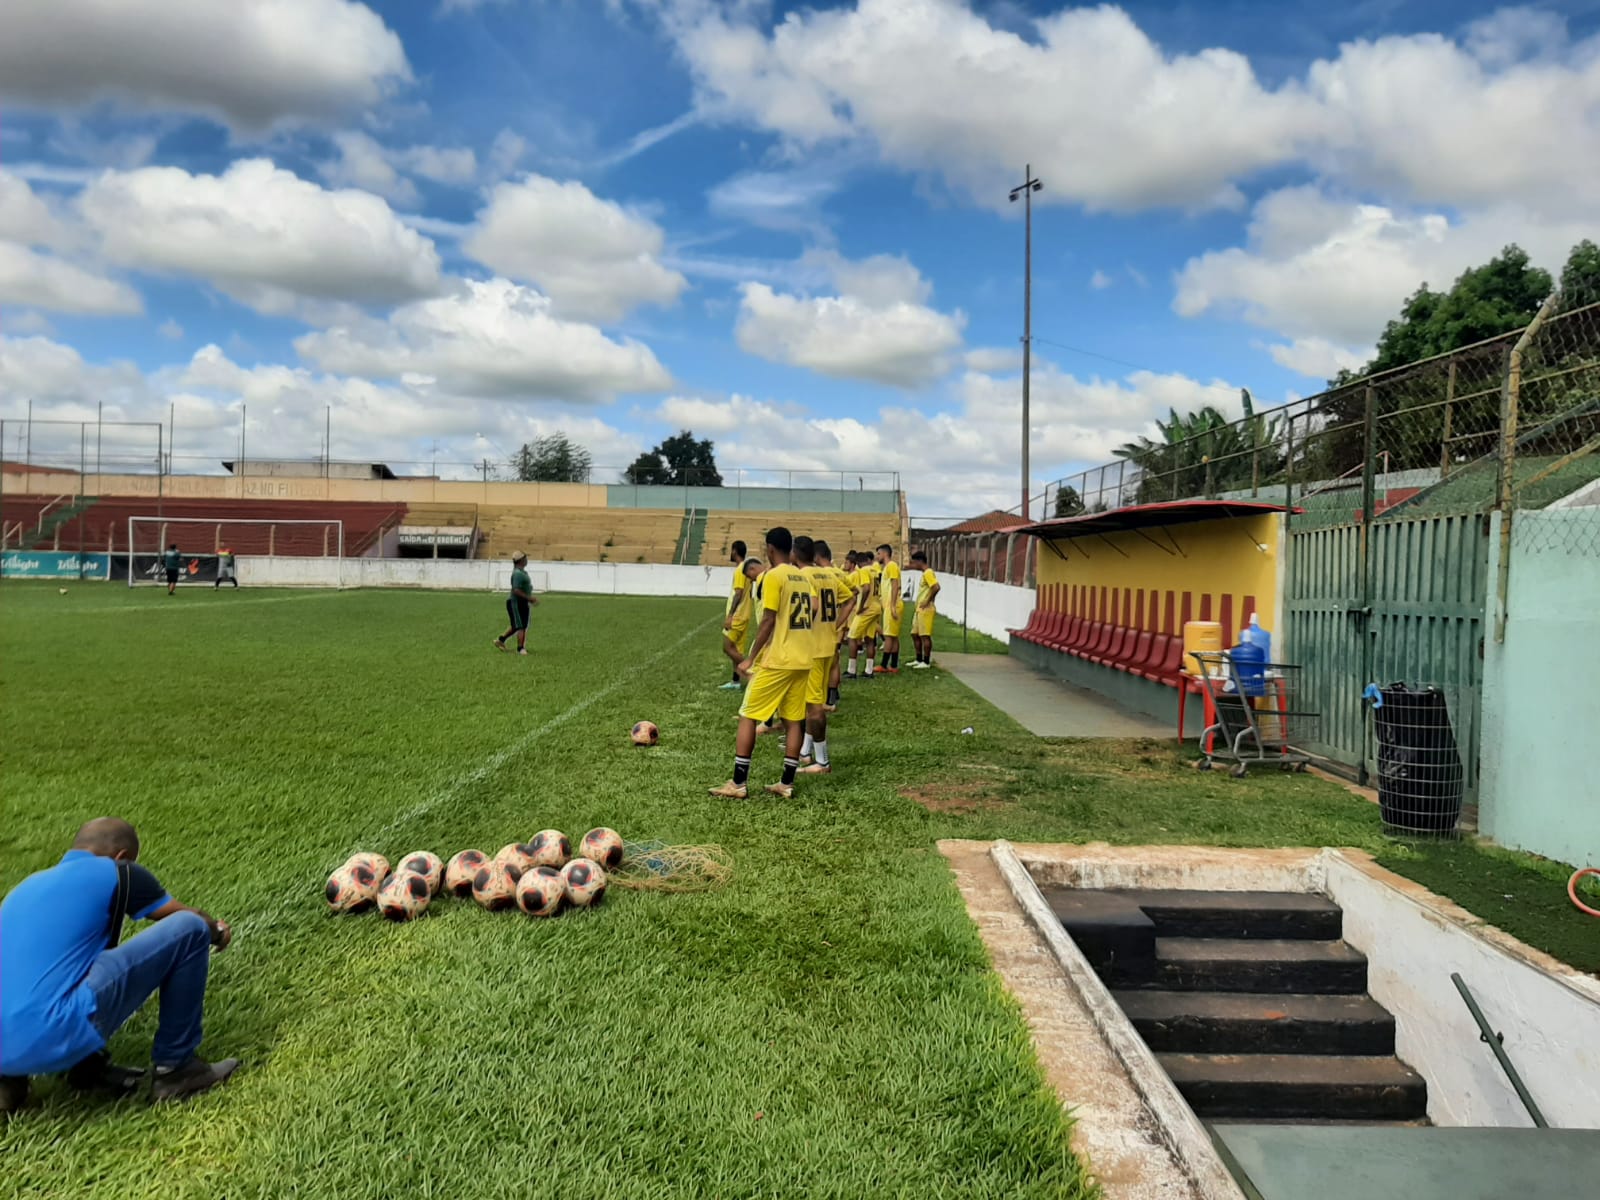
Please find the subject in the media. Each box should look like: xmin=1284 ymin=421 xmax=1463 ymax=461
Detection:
xmin=901 ymin=778 xmax=1008 ymax=814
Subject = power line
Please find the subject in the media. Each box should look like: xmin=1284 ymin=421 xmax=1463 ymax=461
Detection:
xmin=1032 ymin=336 xmax=1161 ymax=376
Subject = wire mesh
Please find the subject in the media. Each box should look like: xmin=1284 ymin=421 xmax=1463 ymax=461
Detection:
xmin=1370 ymin=683 xmax=1466 ymax=836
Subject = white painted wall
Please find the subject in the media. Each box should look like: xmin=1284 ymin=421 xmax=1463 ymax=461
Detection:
xmin=932 ymin=573 xmax=1036 ymax=643
xmin=235 ymin=555 xmax=732 ymax=597
xmin=1325 ymin=852 xmax=1600 ymax=1129
xmin=1481 ymin=510 xmax=1600 ymax=867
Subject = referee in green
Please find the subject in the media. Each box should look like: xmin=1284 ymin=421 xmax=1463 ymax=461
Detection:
xmin=493 ymin=552 xmax=539 ymax=656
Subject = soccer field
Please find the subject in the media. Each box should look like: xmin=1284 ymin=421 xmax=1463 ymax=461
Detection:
xmin=0 ymin=583 xmax=1088 ymax=1199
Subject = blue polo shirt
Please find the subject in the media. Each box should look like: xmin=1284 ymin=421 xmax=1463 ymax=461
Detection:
xmin=1 ymin=850 xmax=169 ymax=1076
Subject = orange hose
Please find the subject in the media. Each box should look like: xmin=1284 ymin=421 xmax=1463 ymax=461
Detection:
xmin=1569 ymin=868 xmax=1600 ymax=917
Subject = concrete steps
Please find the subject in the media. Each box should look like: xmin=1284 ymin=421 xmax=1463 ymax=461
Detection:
xmin=1046 ymin=886 xmax=1429 ymax=1123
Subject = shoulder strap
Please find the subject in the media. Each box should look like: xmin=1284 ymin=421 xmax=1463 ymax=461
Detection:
xmin=107 ymin=860 xmax=131 ymax=949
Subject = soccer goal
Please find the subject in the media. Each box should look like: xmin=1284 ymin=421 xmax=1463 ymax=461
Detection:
xmin=127 ymin=515 xmax=345 ymax=587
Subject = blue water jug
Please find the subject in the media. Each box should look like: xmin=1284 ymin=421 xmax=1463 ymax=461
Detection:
xmin=1231 ymin=629 xmax=1267 ymax=696
xmin=1246 ymin=612 xmax=1271 ymax=663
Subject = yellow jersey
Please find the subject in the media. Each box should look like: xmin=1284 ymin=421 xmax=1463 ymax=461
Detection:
xmin=879 ymin=559 xmax=902 ymax=612
xmin=916 ymin=567 xmax=939 ymax=608
xmin=856 ymin=563 xmax=882 ymax=615
xmin=755 ymin=562 xmax=818 ymax=672
xmin=803 ymin=564 xmax=855 ymax=657
xmin=726 ymin=567 xmax=751 ymax=622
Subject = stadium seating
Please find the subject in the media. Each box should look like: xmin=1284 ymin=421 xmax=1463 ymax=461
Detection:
xmin=402 ymin=503 xmax=478 ymax=529
xmin=475 ymin=507 xmax=683 ymax=563
xmin=0 ymin=496 xmax=64 ymax=548
xmin=699 ymin=511 xmax=903 ymax=565
xmin=49 ymin=497 xmax=405 ymax=556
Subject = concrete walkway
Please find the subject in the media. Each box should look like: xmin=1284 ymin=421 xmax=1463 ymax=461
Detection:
xmin=938 ymin=652 xmax=1170 ymax=739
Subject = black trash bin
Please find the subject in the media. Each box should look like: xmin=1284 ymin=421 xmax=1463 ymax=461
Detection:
xmin=1373 ymin=684 xmax=1463 ymax=834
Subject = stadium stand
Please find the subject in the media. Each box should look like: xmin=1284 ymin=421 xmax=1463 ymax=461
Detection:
xmin=476 ymin=506 xmax=683 ymax=563
xmin=402 ymin=502 xmax=479 ymax=528
xmin=48 ymin=498 xmax=405 ymax=556
xmin=1 ymin=495 xmax=69 ymax=549
xmin=698 ymin=511 xmax=903 ymax=565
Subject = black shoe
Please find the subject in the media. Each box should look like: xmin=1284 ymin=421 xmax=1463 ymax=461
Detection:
xmin=150 ymin=1056 xmax=240 ymax=1103
xmin=66 ymin=1050 xmax=146 ymax=1098
xmin=0 ymin=1075 xmax=28 ymax=1116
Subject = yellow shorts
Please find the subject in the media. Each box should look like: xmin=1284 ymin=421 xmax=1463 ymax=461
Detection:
xmin=725 ymin=622 xmax=749 ymax=648
xmin=849 ymin=610 xmax=881 ymax=641
xmin=882 ymin=607 xmax=903 ymax=638
xmin=740 ymin=667 xmax=809 ymax=723
xmin=806 ymin=656 xmax=832 ymax=706
xmin=912 ymin=606 xmax=935 ymax=637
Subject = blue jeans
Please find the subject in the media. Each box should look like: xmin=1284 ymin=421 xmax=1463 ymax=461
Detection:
xmin=82 ymin=911 xmax=210 ymax=1068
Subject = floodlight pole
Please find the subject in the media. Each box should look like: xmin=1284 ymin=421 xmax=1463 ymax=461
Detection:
xmin=1009 ymin=165 xmax=1043 ymax=519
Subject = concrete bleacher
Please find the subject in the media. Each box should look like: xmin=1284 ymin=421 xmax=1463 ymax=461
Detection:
xmin=401 ymin=502 xmax=478 ymax=528
xmin=699 ymin=511 xmax=902 ymax=565
xmin=50 ymin=497 xmax=405 ymax=556
xmin=476 ymin=506 xmax=683 ymax=563
xmin=1 ymin=495 xmax=65 ymax=548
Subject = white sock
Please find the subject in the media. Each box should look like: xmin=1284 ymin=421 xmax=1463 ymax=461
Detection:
xmin=801 ymin=733 xmax=814 ymax=757
xmin=814 ymin=739 xmax=829 ymax=767
xmin=864 ymin=657 xmax=874 ymax=676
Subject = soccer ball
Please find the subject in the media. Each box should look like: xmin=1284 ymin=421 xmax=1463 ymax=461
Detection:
xmin=472 ymin=861 xmax=517 ymax=911
xmin=516 ymin=866 xmax=566 ymax=917
xmin=444 ymin=849 xmax=488 ymax=897
xmin=630 ymin=721 xmax=659 ymax=746
xmin=526 ymin=830 xmax=570 ymax=868
xmin=561 ymin=858 xmax=607 ymax=907
xmin=397 ymin=851 xmax=444 ymax=896
xmin=346 ymin=852 xmax=390 ymax=884
xmin=378 ymin=871 xmax=431 ymax=921
xmin=495 ymin=842 xmax=537 ymax=882
xmin=57 ymin=588 xmax=67 ymax=596
xmin=581 ymin=827 xmax=625 ymax=870
xmin=325 ymin=863 xmax=380 ymax=913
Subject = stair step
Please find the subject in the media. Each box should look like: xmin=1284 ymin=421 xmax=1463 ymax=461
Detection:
xmin=1042 ymin=887 xmax=1156 ymax=978
xmin=1111 ymin=889 xmax=1342 ymax=940
xmin=1114 ymin=990 xmax=1395 ymax=1055
xmin=1159 ymin=1053 xmax=1428 ymax=1121
xmin=1138 ymin=938 xmax=1368 ymax=994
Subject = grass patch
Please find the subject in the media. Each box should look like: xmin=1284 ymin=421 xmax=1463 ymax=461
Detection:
xmin=932 ymin=612 xmax=1007 ymax=654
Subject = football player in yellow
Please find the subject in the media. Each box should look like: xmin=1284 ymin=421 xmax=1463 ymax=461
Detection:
xmin=908 ymin=550 xmax=941 ymax=668
xmin=875 ymin=543 xmax=904 ymax=674
xmin=844 ymin=549 xmax=882 ymax=680
xmin=794 ymin=536 xmax=855 ymax=774
xmin=710 ymin=527 xmax=817 ymax=801
xmin=720 ymin=541 xmax=759 ymax=689
xmin=814 ymin=541 xmax=852 ymax=710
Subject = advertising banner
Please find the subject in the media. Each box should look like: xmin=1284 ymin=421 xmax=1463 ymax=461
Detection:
xmin=1 ymin=551 xmax=113 ymax=579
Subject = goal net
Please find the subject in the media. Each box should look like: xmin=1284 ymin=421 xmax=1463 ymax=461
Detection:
xmin=127 ymin=515 xmax=345 ymax=587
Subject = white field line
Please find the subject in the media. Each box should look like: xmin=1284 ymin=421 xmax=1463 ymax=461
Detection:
xmin=236 ymin=611 xmax=720 ymax=937
xmin=28 ymin=591 xmax=351 ymax=616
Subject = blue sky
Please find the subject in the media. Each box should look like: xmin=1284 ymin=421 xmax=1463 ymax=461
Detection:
xmin=3 ymin=0 xmax=1599 ymax=518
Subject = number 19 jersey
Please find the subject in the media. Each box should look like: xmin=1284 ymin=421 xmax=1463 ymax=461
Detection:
xmin=803 ymin=564 xmax=855 ymax=658
xmin=757 ymin=562 xmax=819 ymax=671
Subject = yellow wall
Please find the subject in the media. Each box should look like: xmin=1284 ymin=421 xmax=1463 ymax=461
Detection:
xmin=1033 ymin=514 xmax=1282 ymax=636
xmin=0 ymin=471 xmax=607 ymax=508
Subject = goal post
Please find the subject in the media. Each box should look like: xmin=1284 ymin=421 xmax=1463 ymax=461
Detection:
xmin=127 ymin=515 xmax=345 ymax=587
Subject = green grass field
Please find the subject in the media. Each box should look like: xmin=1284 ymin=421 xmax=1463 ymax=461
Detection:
xmin=3 ymin=581 xmax=1593 ymax=1198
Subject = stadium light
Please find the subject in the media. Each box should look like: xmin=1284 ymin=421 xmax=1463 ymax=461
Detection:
xmin=1007 ymin=165 xmax=1042 ymax=520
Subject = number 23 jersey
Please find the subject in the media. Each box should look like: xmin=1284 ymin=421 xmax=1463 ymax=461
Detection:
xmin=757 ymin=562 xmax=820 ymax=671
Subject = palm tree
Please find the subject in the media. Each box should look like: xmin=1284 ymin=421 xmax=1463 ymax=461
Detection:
xmin=1115 ymin=391 xmax=1284 ymax=502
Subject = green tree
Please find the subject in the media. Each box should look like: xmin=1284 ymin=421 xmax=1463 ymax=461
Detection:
xmin=1053 ymin=484 xmax=1085 ymax=518
xmin=1114 ymin=390 xmax=1283 ymax=502
xmin=1560 ymin=239 xmax=1600 ymax=309
xmin=623 ymin=430 xmax=723 ymax=486
xmin=509 ymin=433 xmax=592 ymax=483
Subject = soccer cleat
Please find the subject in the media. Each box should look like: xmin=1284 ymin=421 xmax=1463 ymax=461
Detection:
xmin=517 ymin=648 xmax=528 ymax=656
xmin=763 ymin=782 xmax=795 ymax=799
xmin=797 ymin=763 xmax=831 ymax=775
xmin=717 ymin=680 xmax=742 ymax=690
xmin=493 ymin=639 xmax=507 ymax=651
xmin=823 ymin=703 xmax=838 ymax=713
xmin=708 ymin=781 xmax=748 ymax=800
xmin=66 ymin=1051 xmax=146 ymax=1098
xmin=0 ymin=1075 xmax=29 ymax=1116
xmin=754 ymin=722 xmax=775 ymax=737
xmin=910 ymin=661 xmax=931 ymax=669
xmin=150 ymin=1056 xmax=240 ymax=1104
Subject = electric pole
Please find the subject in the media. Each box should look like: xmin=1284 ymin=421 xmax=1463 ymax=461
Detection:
xmin=1009 ymin=164 xmax=1042 ymax=519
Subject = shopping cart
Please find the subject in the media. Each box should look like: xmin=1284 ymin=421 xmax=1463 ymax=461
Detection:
xmin=1188 ymin=651 xmax=1320 ymax=777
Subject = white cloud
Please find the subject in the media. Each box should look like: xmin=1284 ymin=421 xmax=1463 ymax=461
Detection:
xmin=0 ymin=0 xmax=410 ymax=132
xmin=1090 ymin=269 xmax=1113 ymax=290
xmin=294 ymin=277 xmax=672 ymax=401
xmin=79 ymin=159 xmax=442 ymax=316
xmin=464 ymin=174 xmax=687 ymax=322
xmin=964 ymin=346 xmax=1021 ymax=373
xmin=159 ymin=319 xmax=185 ymax=341
xmin=0 ymin=171 xmax=66 ymax=246
xmin=397 ymin=145 xmax=477 ymax=185
xmin=661 ymin=1 xmax=1600 ymax=220
xmin=1174 ymin=184 xmax=1597 ymax=348
xmin=0 ymin=243 xmax=143 ymax=316
xmin=707 ymin=164 xmax=843 ymax=234
xmin=488 ymin=130 xmax=528 ymax=180
xmin=320 ymin=131 xmax=418 ymax=206
xmin=1268 ymin=337 xmax=1368 ymax=380
xmin=0 ymin=335 xmax=149 ymax=410
xmin=5 ymin=311 xmax=56 ymax=337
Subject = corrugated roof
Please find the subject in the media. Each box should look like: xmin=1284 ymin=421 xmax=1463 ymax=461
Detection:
xmin=943 ymin=509 xmax=1026 ymax=533
xmin=1014 ymin=499 xmax=1295 ymax=539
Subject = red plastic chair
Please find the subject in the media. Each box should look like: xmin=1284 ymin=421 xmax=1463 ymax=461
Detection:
xmin=1092 ymin=625 xmax=1128 ymax=666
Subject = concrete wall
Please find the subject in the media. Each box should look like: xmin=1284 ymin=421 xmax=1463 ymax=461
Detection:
xmin=1 ymin=470 xmax=608 ymax=507
xmin=929 ymin=572 xmax=1037 ymax=644
xmin=606 ymin=483 xmax=899 ymax=513
xmin=1480 ymin=510 xmax=1600 ymax=867
xmin=238 ymin=555 xmax=733 ymax=598
xmin=1035 ymin=514 xmax=1283 ymax=637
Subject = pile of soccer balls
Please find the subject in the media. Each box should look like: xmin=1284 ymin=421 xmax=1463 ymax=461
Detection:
xmin=324 ymin=827 xmax=626 ymax=922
